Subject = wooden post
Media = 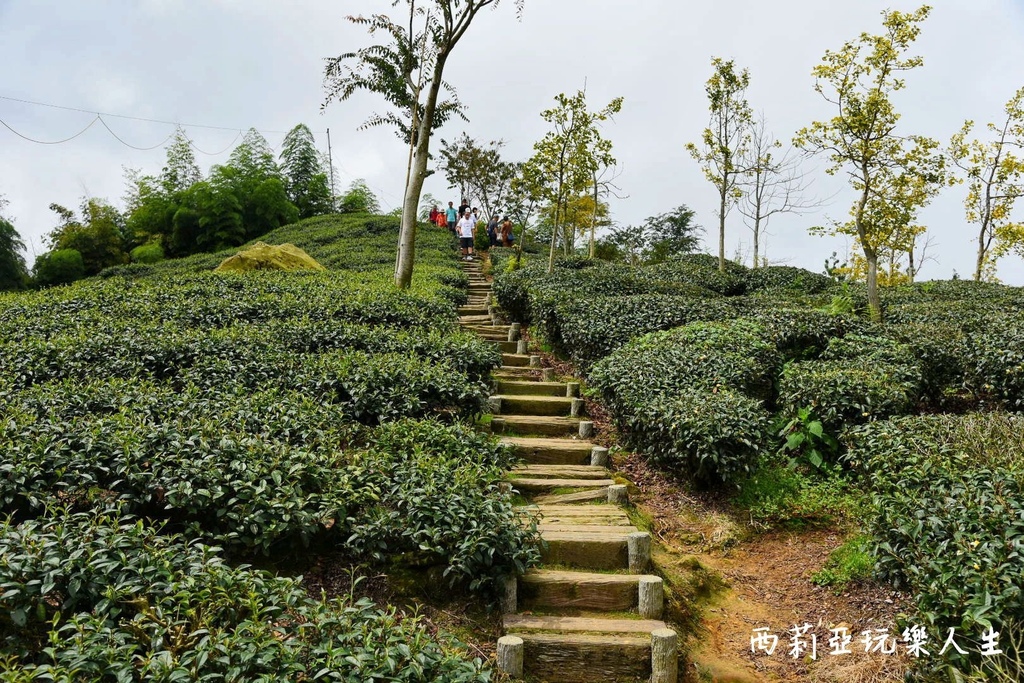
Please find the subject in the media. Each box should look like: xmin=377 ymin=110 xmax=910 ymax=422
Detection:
xmin=590 ymin=446 xmax=609 ymax=467
xmin=570 ymin=398 xmax=585 ymax=417
xmin=501 ymin=575 xmax=518 ymax=614
xmin=541 ymin=368 xmax=555 ymax=382
xmin=529 ymin=355 xmax=541 ymax=368
xmin=516 ymin=339 xmax=528 ymax=354
xmin=565 ymin=382 xmax=580 ymax=397
xmin=496 ymin=635 xmax=524 ymax=678
xmin=508 ymin=323 xmax=521 ymax=342
xmin=627 ymin=532 xmax=651 ymax=574
xmin=490 ymin=418 xmax=505 ymax=434
xmin=488 ymin=397 xmax=502 ymax=415
xmin=607 ymin=484 xmax=627 ymax=505
xmin=638 ymin=576 xmax=664 ymax=619
xmin=651 ymin=628 xmax=678 ymax=683
xmin=578 ymin=421 xmax=594 ymax=439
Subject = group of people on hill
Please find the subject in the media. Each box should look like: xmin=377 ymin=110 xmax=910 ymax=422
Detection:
xmin=429 ymin=199 xmax=515 ymax=261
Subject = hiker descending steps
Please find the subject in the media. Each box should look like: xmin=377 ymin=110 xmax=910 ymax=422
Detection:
xmin=458 ymin=259 xmax=679 ymax=683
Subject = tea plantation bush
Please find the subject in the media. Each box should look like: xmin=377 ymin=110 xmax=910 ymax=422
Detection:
xmin=0 ymin=213 xmax=536 ymax=674
xmin=590 ymin=320 xmax=780 ymax=485
xmin=849 ymin=413 xmax=1024 ymax=673
xmin=0 ymin=510 xmax=491 ymax=681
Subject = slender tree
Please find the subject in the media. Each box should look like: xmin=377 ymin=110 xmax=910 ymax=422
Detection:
xmin=280 ymin=124 xmax=333 ymax=219
xmin=324 ymin=0 xmax=522 ymax=289
xmin=686 ymin=58 xmax=753 ymax=273
xmin=438 ymin=134 xmax=518 ymax=219
xmin=0 ymin=196 xmax=28 ymax=290
xmin=161 ymin=129 xmax=202 ymax=195
xmin=738 ymin=114 xmax=820 ymax=268
xmin=523 ymin=89 xmax=623 ymax=272
xmin=795 ymin=5 xmax=943 ymax=321
xmin=949 ymin=87 xmax=1024 ymax=281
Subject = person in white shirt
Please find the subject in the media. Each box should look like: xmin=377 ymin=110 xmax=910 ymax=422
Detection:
xmin=457 ymin=211 xmax=476 ymax=261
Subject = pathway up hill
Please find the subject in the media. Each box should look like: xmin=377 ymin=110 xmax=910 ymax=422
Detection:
xmin=458 ymin=260 xmax=680 ymax=683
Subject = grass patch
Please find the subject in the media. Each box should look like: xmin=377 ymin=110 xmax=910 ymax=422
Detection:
xmin=811 ymin=535 xmax=874 ymax=592
xmin=734 ymin=460 xmax=869 ymax=531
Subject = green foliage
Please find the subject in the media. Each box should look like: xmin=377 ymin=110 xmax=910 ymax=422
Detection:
xmin=644 ymin=205 xmax=703 ymax=263
xmin=811 ymin=535 xmax=875 ymax=590
xmin=45 ymin=200 xmax=127 ymax=275
xmin=778 ymin=407 xmax=839 ymax=470
xmin=591 ymin=320 xmax=779 ymax=485
xmin=0 ymin=509 xmax=492 ymax=681
xmin=964 ymin=315 xmax=1024 ymax=408
xmin=280 ymin=123 xmax=333 ymax=218
xmin=0 ymin=214 xmax=28 ymax=291
xmin=735 ymin=462 xmax=865 ymax=530
xmin=849 ymin=413 xmax=1024 ymax=671
xmin=129 ymin=242 xmax=164 ymax=264
xmin=744 ymin=265 xmax=835 ymax=295
xmin=338 ymin=179 xmax=381 ymax=214
xmin=32 ymin=249 xmax=85 ymax=287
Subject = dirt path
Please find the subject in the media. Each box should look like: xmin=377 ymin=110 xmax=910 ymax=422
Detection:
xmin=614 ymin=450 xmax=912 ymax=683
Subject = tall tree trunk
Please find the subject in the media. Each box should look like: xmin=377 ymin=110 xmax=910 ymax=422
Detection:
xmin=752 ymin=215 xmax=760 ymax=269
xmin=974 ymin=221 xmax=988 ymax=281
xmin=547 ymin=200 xmax=561 ymax=274
xmin=865 ymin=246 xmax=881 ymax=322
xmin=718 ymin=179 xmax=727 ymax=273
xmin=589 ymin=168 xmax=598 ymax=258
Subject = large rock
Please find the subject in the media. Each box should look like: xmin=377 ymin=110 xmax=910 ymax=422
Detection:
xmin=215 ymin=242 xmax=325 ymax=273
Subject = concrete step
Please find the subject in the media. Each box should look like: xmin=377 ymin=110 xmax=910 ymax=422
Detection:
xmin=459 ymin=314 xmax=492 ymax=325
xmin=519 ymin=503 xmax=632 ymax=526
xmin=492 ymin=367 xmax=541 ymax=379
xmin=509 ymin=478 xmax=616 ymax=494
xmin=493 ymin=394 xmax=576 ymax=417
xmin=511 ymin=464 xmax=610 ymax=479
xmin=496 ymin=380 xmax=567 ymax=397
xmin=501 ymin=353 xmax=537 ymax=368
xmin=458 ymin=306 xmax=489 ymax=316
xmin=492 ymin=415 xmax=587 ymax=437
xmin=505 ymin=614 xmax=667 ymax=635
xmin=490 ymin=340 xmax=519 ymax=354
xmin=540 ymin=529 xmax=638 ymax=570
xmin=500 ymin=437 xmax=596 ymax=465
xmin=504 ymin=632 xmax=652 ymax=683
xmin=533 ymin=489 xmax=611 ymax=505
xmin=520 ymin=573 xmax=663 ymax=614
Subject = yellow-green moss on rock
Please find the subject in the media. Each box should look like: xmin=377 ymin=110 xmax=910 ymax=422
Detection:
xmin=215 ymin=242 xmax=325 ymax=273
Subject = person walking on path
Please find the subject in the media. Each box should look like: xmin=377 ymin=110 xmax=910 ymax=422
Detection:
xmin=434 ymin=210 xmax=447 ymax=228
xmin=429 ymin=205 xmax=440 ymax=225
xmin=458 ymin=210 xmax=477 ymax=261
xmin=487 ymin=214 xmax=500 ymax=247
xmin=445 ymin=202 xmax=458 ymax=233
xmin=500 ymin=217 xmax=515 ymax=247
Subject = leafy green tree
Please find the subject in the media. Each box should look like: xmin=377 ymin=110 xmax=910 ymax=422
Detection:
xmin=686 ymin=58 xmax=753 ymax=273
xmin=644 ymin=205 xmax=702 ymax=263
xmin=323 ymin=0 xmax=522 ymax=289
xmin=161 ymin=129 xmax=202 ymax=195
xmin=280 ymin=124 xmax=333 ymax=218
xmin=795 ymin=5 xmax=942 ymax=321
xmin=0 ymin=197 xmax=28 ymax=290
xmin=46 ymin=200 xmax=127 ymax=276
xmin=598 ymin=224 xmax=646 ymax=266
xmin=339 ymin=179 xmax=381 ymax=214
xmin=172 ymin=182 xmax=244 ymax=254
xmin=438 ymin=134 xmax=518 ymax=219
xmin=212 ymin=130 xmax=298 ymax=239
xmin=123 ymin=169 xmax=176 ymax=249
xmin=33 ymin=248 xmax=85 ymax=287
xmin=523 ymin=89 xmax=623 ymax=272
xmin=949 ymin=86 xmax=1024 ymax=281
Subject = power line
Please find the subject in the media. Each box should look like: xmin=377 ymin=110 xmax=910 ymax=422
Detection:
xmin=97 ymin=116 xmax=176 ymax=151
xmin=0 ymin=114 xmax=100 ymax=144
xmin=0 ymin=93 xmax=323 ymax=136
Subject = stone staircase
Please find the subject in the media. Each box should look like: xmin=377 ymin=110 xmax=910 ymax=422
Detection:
xmin=458 ymin=259 xmax=679 ymax=683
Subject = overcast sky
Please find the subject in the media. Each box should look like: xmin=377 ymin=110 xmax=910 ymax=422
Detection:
xmin=2 ymin=0 xmax=1024 ymax=283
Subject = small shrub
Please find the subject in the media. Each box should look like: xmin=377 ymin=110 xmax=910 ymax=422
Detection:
xmin=736 ymin=462 xmax=866 ymax=530
xmin=811 ymin=535 xmax=875 ymax=591
xmin=33 ymin=249 xmax=85 ymax=287
xmin=130 ymin=242 xmax=165 ymax=264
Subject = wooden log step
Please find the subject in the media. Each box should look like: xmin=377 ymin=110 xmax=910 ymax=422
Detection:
xmin=505 ymin=614 xmax=667 ymax=634
xmin=540 ymin=530 xmax=630 ymax=570
xmin=458 ymin=306 xmax=489 ymax=316
xmin=512 ymin=632 xmax=651 ymax=683
xmin=496 ymin=380 xmax=567 ymax=397
xmin=532 ymin=488 xmax=610 ymax=504
xmin=459 ymin=314 xmax=493 ymax=325
xmin=500 ymin=437 xmax=594 ymax=465
xmin=494 ymin=395 xmax=576 ymax=416
xmin=492 ymin=367 xmax=541 ymax=378
xmin=500 ymin=353 xmax=534 ymax=367
xmin=511 ymin=464 xmax=610 ymax=479
xmin=523 ymin=504 xmax=629 ymax=515
xmin=530 ymin=513 xmax=632 ymax=526
xmin=493 ymin=415 xmax=581 ymax=437
xmin=519 ymin=570 xmax=646 ymax=612
xmin=490 ymin=340 xmax=519 ymax=354
xmin=509 ymin=478 xmax=616 ymax=493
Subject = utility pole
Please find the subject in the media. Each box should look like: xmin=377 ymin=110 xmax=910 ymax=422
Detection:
xmin=326 ymin=128 xmax=337 ymax=211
